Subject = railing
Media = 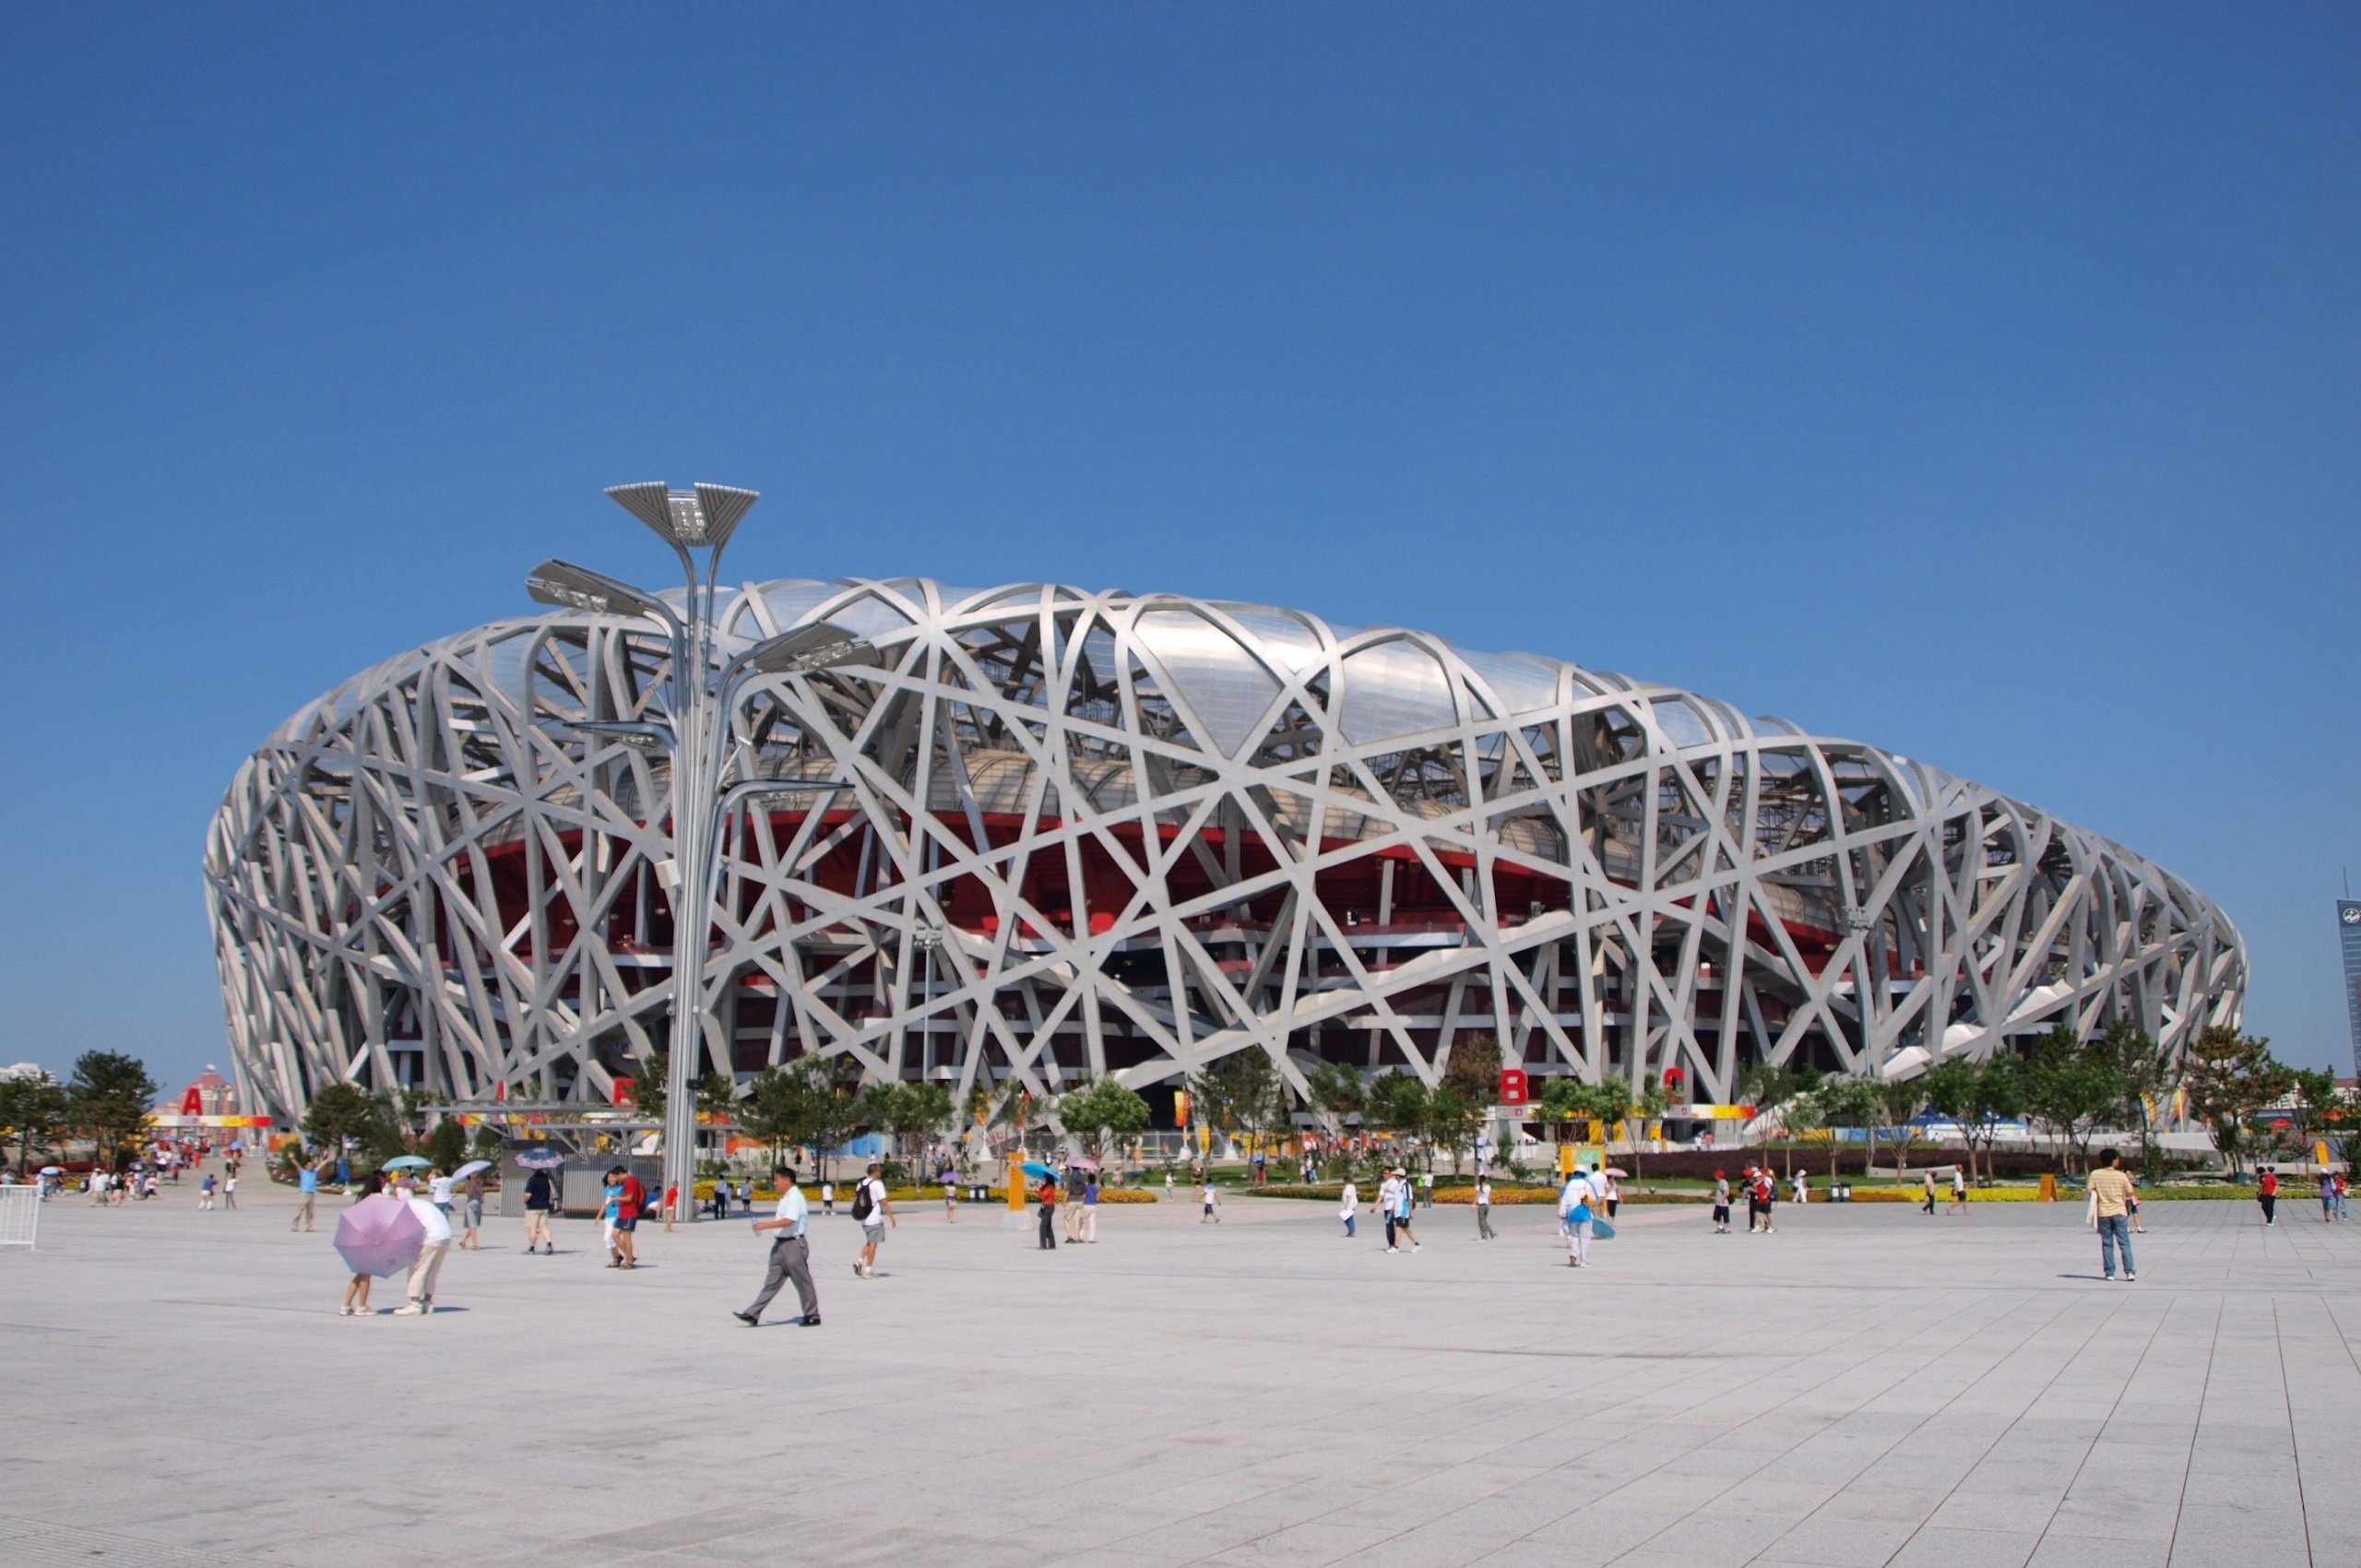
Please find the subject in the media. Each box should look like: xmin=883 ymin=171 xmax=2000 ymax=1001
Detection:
xmin=0 ymin=1186 xmax=40 ymax=1249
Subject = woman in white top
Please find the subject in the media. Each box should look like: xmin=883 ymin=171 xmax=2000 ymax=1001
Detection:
xmin=1338 ymin=1180 xmax=1358 ymax=1239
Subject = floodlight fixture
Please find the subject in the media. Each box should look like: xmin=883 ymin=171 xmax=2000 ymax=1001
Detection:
xmin=744 ymin=621 xmax=882 ymax=676
xmin=603 ymin=481 xmax=760 ymax=551
xmin=526 ymin=560 xmax=678 ymax=628
xmin=570 ymin=719 xmax=677 ymax=754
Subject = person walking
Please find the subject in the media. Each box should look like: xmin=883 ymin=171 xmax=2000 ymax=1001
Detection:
xmin=1036 ymin=1175 xmax=1059 ymax=1250
xmin=1756 ymin=1169 xmax=1777 ymax=1234
xmin=1712 ymin=1170 xmax=1731 ymax=1233
xmin=943 ymin=1170 xmax=959 ymax=1222
xmin=459 ymin=1175 xmax=485 ymax=1250
xmin=820 ymin=1181 xmax=835 ymax=1218
xmin=1339 ymin=1178 xmax=1358 ymax=1239
xmin=394 ymin=1184 xmax=454 ymax=1315
xmin=522 ymin=1164 xmax=555 ymax=1253
xmin=1947 ymin=1167 xmax=1969 ymax=1217
xmin=662 ymin=1182 xmax=680 ymax=1233
xmin=1376 ymin=1170 xmax=1400 ymax=1249
xmin=1475 ymin=1177 xmax=1496 ymax=1241
xmin=1792 ymin=1169 xmax=1809 ymax=1206
xmin=291 ymin=1156 xmax=325 ymax=1232
xmin=2321 ymin=1171 xmax=2338 ymax=1223
xmin=2088 ymin=1147 xmax=2138 ymax=1281
xmin=1558 ymin=1164 xmax=1600 ymax=1268
xmin=1080 ymin=1174 xmax=1099 ymax=1242
xmin=1200 ymin=1178 xmax=1222 ymax=1224
xmin=735 ymin=1166 xmax=820 ymax=1327
xmin=853 ymin=1161 xmax=895 ymax=1277
xmin=2335 ymin=1172 xmax=2350 ymax=1223
xmin=428 ymin=1167 xmax=455 ymax=1224
xmin=2258 ymin=1166 xmax=2279 ymax=1226
xmin=1921 ymin=1170 xmax=1939 ymax=1215
xmin=196 ymin=1171 xmax=215 ymax=1210
xmin=1602 ymin=1170 xmax=1619 ymax=1221
xmin=1392 ymin=1168 xmax=1421 ymax=1252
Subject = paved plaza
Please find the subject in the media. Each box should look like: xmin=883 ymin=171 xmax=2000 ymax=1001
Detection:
xmin=5 ymin=1178 xmax=2358 ymax=1568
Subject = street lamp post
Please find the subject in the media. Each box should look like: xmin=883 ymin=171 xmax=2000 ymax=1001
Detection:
xmin=528 ymin=482 xmax=876 ymax=1220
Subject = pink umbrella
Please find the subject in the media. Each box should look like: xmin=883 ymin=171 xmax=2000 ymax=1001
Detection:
xmin=334 ymin=1193 xmax=424 ymax=1277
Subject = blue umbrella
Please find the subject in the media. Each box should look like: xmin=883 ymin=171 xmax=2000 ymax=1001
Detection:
xmin=382 ymin=1155 xmax=431 ymax=1170
xmin=515 ymin=1148 xmax=566 ymax=1170
xmin=1020 ymin=1161 xmax=1057 ymax=1180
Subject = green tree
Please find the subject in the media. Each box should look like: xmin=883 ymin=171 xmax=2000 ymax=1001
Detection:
xmin=2287 ymin=1067 xmax=2341 ymax=1162
xmin=1921 ymin=1053 xmax=2023 ymax=1184
xmin=66 ymin=1051 xmax=159 ymax=1170
xmin=302 ymin=1082 xmax=378 ymax=1158
xmin=2180 ymin=1026 xmax=2288 ymax=1175
xmin=2021 ymin=1025 xmax=2129 ymax=1173
xmin=1426 ymin=1087 xmax=1485 ymax=1174
xmin=1440 ymin=1036 xmax=1503 ymax=1109
xmin=1365 ymin=1070 xmax=1432 ymax=1164
xmin=2094 ymin=1021 xmax=2169 ymax=1172
xmin=423 ymin=1116 xmax=469 ymax=1171
xmin=1630 ymin=1073 xmax=1674 ymax=1182
xmin=1817 ymin=1076 xmax=1882 ymax=1178
xmin=1876 ymin=1075 xmax=1930 ymax=1174
xmin=860 ymin=1080 xmax=958 ymax=1170
xmin=1189 ymin=1051 xmax=1282 ymax=1164
xmin=1302 ymin=1061 xmax=1368 ymax=1159
xmin=632 ymin=1049 xmax=669 ymax=1130
xmin=0 ymin=1073 xmax=70 ymax=1174
xmin=1059 ymin=1076 xmax=1150 ymax=1163
xmin=1775 ymin=1085 xmax=1824 ymax=1180
xmin=740 ymin=1055 xmax=862 ymax=1179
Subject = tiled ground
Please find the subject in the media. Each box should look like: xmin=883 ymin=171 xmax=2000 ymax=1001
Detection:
xmin=3 ymin=1175 xmax=2355 ymax=1567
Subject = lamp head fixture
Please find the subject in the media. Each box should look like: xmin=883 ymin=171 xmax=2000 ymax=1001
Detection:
xmin=604 ymin=481 xmax=758 ymax=552
xmin=526 ymin=560 xmax=673 ymax=624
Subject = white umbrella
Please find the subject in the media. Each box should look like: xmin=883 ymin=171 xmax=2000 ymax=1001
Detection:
xmin=451 ymin=1159 xmax=492 ymax=1181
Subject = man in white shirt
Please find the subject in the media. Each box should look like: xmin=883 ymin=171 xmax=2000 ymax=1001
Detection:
xmin=1559 ymin=1166 xmax=1602 ymax=1269
xmin=394 ymin=1184 xmax=455 ymax=1314
xmin=854 ymin=1161 xmax=895 ymax=1279
xmin=737 ymin=1167 xmax=820 ymax=1326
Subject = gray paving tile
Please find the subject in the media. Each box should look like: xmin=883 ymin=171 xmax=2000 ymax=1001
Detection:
xmin=7 ymin=1183 xmax=2361 ymax=1568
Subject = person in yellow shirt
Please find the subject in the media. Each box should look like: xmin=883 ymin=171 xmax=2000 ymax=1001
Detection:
xmin=2087 ymin=1148 xmax=2139 ymax=1281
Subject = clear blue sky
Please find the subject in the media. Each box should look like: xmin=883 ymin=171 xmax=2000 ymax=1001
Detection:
xmin=3 ymin=5 xmax=2355 ymax=1092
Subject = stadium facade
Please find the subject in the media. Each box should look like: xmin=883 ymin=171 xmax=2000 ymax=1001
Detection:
xmin=207 ymin=576 xmax=2247 ymax=1126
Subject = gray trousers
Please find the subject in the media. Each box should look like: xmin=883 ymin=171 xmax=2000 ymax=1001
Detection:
xmin=748 ymin=1235 xmax=818 ymax=1321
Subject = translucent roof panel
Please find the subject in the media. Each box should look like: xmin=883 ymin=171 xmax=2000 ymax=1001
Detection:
xmin=1133 ymin=609 xmax=1281 ymax=756
xmin=1337 ymin=638 xmax=1458 ymax=744
xmin=1208 ymin=604 xmax=1330 ymax=675
xmin=1454 ymin=647 xmax=1563 ymax=717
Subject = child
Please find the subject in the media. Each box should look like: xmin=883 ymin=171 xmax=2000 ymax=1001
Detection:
xmin=1712 ymin=1171 xmax=1731 ymax=1234
xmin=1201 ymin=1181 xmax=1221 ymax=1223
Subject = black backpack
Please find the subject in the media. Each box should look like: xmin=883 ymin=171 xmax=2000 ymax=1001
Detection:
xmin=851 ymin=1181 xmax=875 ymax=1221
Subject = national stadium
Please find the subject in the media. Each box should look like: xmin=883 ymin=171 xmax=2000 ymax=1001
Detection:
xmin=206 ymin=575 xmax=2247 ymax=1129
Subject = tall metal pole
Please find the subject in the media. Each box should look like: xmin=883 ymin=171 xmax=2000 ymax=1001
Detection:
xmin=532 ymin=483 xmax=870 ymax=1222
xmin=659 ymin=544 xmax=718 ymax=1225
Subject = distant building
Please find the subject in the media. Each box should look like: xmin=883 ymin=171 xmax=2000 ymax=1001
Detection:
xmin=1 ymin=1062 xmax=45 ymax=1082
xmin=175 ymin=1067 xmax=239 ymax=1119
xmin=2342 ymin=900 xmax=2361 ymax=1077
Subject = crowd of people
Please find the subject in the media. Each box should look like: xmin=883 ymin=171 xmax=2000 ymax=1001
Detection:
xmin=49 ymin=1127 xmax=2353 ymax=1332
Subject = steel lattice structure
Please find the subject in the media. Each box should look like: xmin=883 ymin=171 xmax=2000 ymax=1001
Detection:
xmin=208 ymin=576 xmax=2246 ymax=1124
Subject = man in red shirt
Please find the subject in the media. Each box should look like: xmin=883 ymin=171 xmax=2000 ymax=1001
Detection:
xmin=615 ymin=1167 xmax=647 ymax=1267
xmin=2257 ymin=1166 xmax=2278 ymax=1227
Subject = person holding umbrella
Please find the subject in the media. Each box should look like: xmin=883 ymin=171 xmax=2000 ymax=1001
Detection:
xmin=338 ymin=1171 xmax=393 ymax=1314
xmin=394 ymin=1178 xmax=454 ymax=1314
